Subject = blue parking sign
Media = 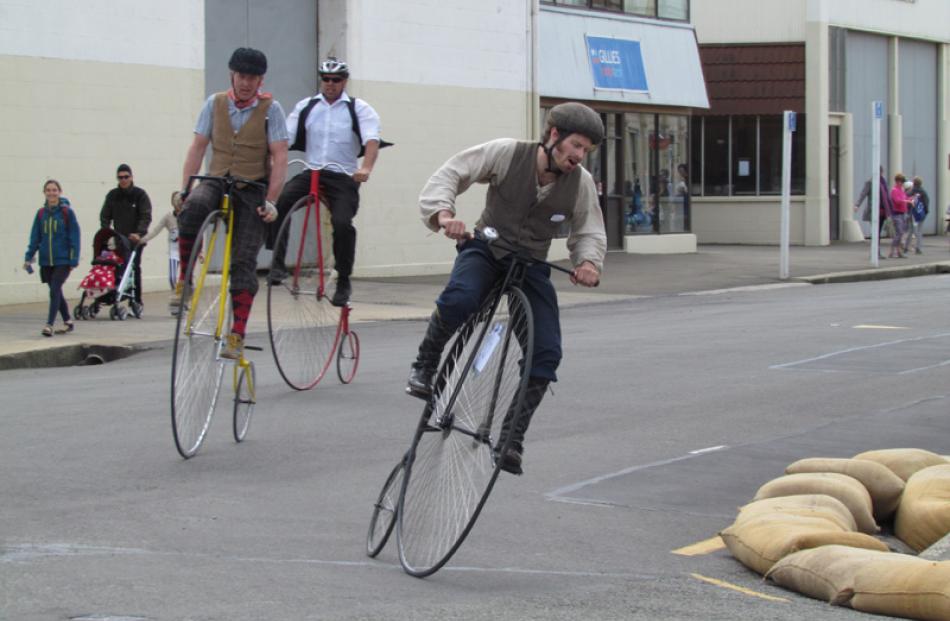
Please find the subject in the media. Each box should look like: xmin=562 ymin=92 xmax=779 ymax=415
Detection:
xmin=586 ymin=36 xmax=649 ymax=92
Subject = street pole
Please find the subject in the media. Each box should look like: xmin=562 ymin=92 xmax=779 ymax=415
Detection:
xmin=870 ymin=100 xmax=883 ymax=267
xmin=779 ymin=110 xmax=795 ymax=280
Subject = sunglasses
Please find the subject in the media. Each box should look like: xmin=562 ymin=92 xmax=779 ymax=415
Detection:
xmin=117 ymin=174 xmax=131 ymax=180
xmin=321 ymin=76 xmax=344 ymax=83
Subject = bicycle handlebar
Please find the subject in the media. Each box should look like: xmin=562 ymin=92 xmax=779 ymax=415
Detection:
xmin=288 ymin=158 xmax=352 ymax=176
xmin=471 ymin=226 xmax=599 ymax=286
xmin=187 ymin=174 xmax=267 ymax=192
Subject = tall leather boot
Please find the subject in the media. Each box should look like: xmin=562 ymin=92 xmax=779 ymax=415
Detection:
xmin=495 ymin=377 xmax=549 ymax=475
xmin=406 ymin=310 xmax=454 ymax=399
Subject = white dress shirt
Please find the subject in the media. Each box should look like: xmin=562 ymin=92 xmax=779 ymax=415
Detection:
xmin=285 ymin=92 xmax=380 ymax=175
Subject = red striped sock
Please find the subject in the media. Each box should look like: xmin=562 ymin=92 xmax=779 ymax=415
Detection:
xmin=177 ymin=235 xmax=195 ymax=282
xmin=230 ymin=290 xmax=253 ymax=337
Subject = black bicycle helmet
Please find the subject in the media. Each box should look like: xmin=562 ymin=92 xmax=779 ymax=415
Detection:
xmin=547 ymin=102 xmax=604 ymax=146
xmin=228 ymin=47 xmax=268 ymax=75
xmin=319 ymin=57 xmax=349 ymax=77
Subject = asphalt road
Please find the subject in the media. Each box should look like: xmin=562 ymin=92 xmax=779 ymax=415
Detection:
xmin=3 ymin=275 xmax=949 ymax=620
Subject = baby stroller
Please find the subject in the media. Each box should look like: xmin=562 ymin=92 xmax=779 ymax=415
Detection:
xmin=73 ymin=228 xmax=143 ymax=320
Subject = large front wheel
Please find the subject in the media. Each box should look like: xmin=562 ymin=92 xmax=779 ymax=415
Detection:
xmin=170 ymin=211 xmax=228 ymax=459
xmin=267 ymin=196 xmax=342 ymax=390
xmin=397 ymin=286 xmax=534 ymax=577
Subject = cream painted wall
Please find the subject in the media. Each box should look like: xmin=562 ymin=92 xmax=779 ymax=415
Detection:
xmin=691 ymin=0 xmax=805 ymax=43
xmin=324 ymin=0 xmax=534 ymax=277
xmin=1 ymin=0 xmax=204 ymax=305
xmin=691 ymin=198 xmax=808 ymax=244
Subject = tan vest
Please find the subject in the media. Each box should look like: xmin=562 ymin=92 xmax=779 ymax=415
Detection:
xmin=476 ymin=141 xmax=581 ymax=261
xmin=208 ymin=92 xmax=271 ymax=181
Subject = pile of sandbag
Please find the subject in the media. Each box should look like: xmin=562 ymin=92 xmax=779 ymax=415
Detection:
xmin=720 ymin=448 xmax=950 ymax=620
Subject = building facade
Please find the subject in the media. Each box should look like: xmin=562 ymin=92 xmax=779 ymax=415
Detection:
xmin=690 ymin=0 xmax=950 ymax=245
xmin=3 ymin=0 xmax=948 ymax=304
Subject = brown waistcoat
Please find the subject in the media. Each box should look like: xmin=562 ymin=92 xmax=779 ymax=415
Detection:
xmin=208 ymin=92 xmax=271 ymax=181
xmin=476 ymin=141 xmax=581 ymax=261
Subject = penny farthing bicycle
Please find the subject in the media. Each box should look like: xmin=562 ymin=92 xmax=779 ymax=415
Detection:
xmin=266 ymin=160 xmax=360 ymax=389
xmin=170 ymin=175 xmax=262 ymax=459
xmin=366 ymin=227 xmax=580 ymax=577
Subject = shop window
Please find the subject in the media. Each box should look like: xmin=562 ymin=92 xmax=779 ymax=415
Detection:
xmin=703 ymin=117 xmax=730 ymax=196
xmin=542 ymin=0 xmax=688 ymax=20
xmin=658 ymin=0 xmax=688 ymax=20
xmin=692 ymin=114 xmax=805 ymax=196
xmin=623 ymin=0 xmax=656 ymax=16
xmin=732 ymin=116 xmax=757 ymax=195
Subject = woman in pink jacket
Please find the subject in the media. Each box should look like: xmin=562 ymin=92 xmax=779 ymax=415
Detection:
xmin=888 ymin=173 xmax=913 ymax=258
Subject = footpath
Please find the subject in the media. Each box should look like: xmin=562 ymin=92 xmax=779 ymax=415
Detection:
xmin=1 ymin=237 xmax=948 ymax=368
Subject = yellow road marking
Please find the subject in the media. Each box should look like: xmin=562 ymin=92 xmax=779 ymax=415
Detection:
xmin=853 ymin=324 xmax=908 ymax=330
xmin=671 ymin=536 xmax=725 ymax=556
xmin=691 ymin=573 xmax=789 ymax=603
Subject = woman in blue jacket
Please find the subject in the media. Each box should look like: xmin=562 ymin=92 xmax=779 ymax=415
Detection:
xmin=23 ymin=179 xmax=81 ymax=336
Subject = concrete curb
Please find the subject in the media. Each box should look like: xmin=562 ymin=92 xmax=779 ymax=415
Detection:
xmin=794 ymin=261 xmax=950 ymax=285
xmin=0 ymin=343 xmax=145 ymax=370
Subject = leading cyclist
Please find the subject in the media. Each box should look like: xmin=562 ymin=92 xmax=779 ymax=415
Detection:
xmin=406 ymin=102 xmax=607 ymax=475
xmin=170 ymin=47 xmax=289 ymax=360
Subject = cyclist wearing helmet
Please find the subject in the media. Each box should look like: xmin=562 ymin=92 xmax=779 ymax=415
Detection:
xmin=170 ymin=47 xmax=289 ymax=360
xmin=269 ymin=56 xmax=382 ymax=306
xmin=406 ymin=101 xmax=607 ymax=475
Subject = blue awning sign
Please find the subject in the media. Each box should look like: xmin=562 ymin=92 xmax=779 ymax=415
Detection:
xmin=585 ymin=35 xmax=649 ymax=92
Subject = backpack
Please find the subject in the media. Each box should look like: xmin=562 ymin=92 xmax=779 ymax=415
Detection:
xmin=289 ymin=96 xmax=393 ymax=157
xmin=911 ymin=197 xmax=927 ymax=223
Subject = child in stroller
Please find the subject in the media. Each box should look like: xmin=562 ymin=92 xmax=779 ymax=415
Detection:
xmin=73 ymin=228 xmax=143 ymax=320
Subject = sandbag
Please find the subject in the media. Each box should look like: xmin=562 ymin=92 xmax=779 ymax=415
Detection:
xmin=765 ymin=544 xmax=890 ymax=606
xmin=895 ymin=464 xmax=950 ymax=553
xmin=720 ymin=513 xmax=888 ymax=576
xmin=851 ymin=555 xmax=950 ymax=621
xmin=736 ymin=494 xmax=857 ymax=532
xmin=786 ymin=457 xmax=905 ymax=521
xmin=854 ymin=448 xmax=947 ymax=482
xmin=753 ymin=472 xmax=878 ymax=534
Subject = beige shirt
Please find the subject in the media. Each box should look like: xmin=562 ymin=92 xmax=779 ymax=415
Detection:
xmin=418 ymin=138 xmax=606 ymax=272
xmin=142 ymin=211 xmax=178 ymax=244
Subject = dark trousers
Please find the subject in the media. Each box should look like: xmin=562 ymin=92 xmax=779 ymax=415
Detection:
xmin=435 ymin=239 xmax=562 ymax=382
xmin=270 ymin=170 xmax=360 ymax=279
xmin=179 ymin=180 xmax=266 ymax=296
xmin=41 ymin=265 xmax=72 ymax=325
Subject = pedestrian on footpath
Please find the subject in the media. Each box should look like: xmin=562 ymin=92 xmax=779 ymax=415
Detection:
xmin=23 ymin=179 xmax=81 ymax=336
xmin=854 ymin=166 xmax=892 ymax=257
xmin=904 ymin=176 xmax=929 ymax=255
xmin=100 ymin=164 xmax=152 ymax=310
xmin=888 ymin=173 xmax=912 ymax=259
xmin=141 ymin=192 xmax=182 ymax=289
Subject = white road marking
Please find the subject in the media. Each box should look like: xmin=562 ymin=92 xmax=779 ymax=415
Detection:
xmin=770 ymin=331 xmax=950 ymax=370
xmin=546 ymin=446 xmax=729 ymax=501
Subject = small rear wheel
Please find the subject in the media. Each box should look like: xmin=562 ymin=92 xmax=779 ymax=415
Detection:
xmin=72 ymin=305 xmax=82 ymax=320
xmin=131 ymin=300 xmax=143 ymax=318
xmin=233 ymin=362 xmax=256 ymax=443
xmin=336 ymin=329 xmax=360 ymax=384
xmin=366 ymin=458 xmax=405 ymax=558
xmin=109 ymin=305 xmax=118 ymax=320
